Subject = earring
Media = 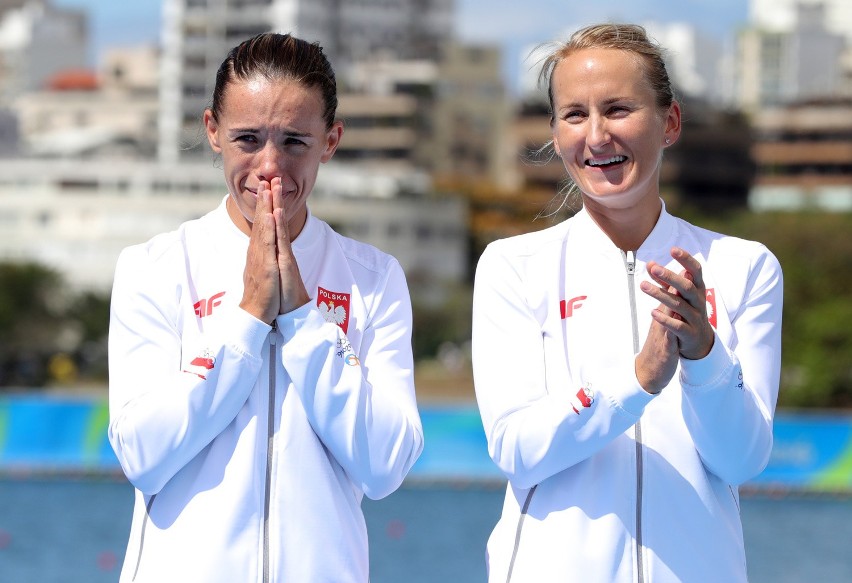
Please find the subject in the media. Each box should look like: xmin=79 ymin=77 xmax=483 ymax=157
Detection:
xmin=665 ymin=138 xmax=671 ymax=144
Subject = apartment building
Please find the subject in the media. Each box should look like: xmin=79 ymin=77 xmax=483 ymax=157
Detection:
xmin=0 ymin=159 xmax=467 ymax=291
xmin=736 ymin=3 xmax=848 ymax=111
xmin=750 ymin=98 xmax=852 ymax=211
xmin=158 ymin=0 xmax=453 ymax=162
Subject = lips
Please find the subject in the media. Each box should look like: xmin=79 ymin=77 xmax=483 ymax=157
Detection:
xmin=585 ymin=155 xmax=627 ymax=168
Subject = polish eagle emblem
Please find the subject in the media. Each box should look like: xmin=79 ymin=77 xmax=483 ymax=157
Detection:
xmin=705 ymin=288 xmax=717 ymax=329
xmin=316 ymin=286 xmax=351 ymax=333
xmin=319 ymin=300 xmax=347 ymax=327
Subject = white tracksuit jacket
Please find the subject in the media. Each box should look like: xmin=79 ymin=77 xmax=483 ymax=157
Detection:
xmin=108 ymin=198 xmax=423 ymax=583
xmin=472 ymin=203 xmax=783 ymax=583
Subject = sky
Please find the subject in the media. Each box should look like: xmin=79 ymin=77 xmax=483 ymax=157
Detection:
xmin=53 ymin=0 xmax=751 ymax=89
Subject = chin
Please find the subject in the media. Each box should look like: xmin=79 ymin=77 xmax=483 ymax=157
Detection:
xmin=581 ymin=189 xmax=644 ymax=208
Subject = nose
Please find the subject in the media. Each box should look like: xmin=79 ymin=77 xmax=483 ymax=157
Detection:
xmin=587 ymin=113 xmax=610 ymax=149
xmin=256 ymin=142 xmax=283 ymax=184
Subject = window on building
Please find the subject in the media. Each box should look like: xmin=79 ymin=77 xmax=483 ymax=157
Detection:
xmin=58 ymin=179 xmax=98 ymax=191
xmin=387 ymin=222 xmax=402 ymax=238
xmin=415 ymin=223 xmax=433 ymax=241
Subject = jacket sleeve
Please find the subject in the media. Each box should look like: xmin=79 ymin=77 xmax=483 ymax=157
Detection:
xmin=107 ymin=245 xmax=270 ymax=495
xmin=473 ymin=244 xmax=655 ymax=490
xmin=679 ymin=247 xmax=783 ymax=485
xmin=276 ymin=259 xmax=423 ymax=500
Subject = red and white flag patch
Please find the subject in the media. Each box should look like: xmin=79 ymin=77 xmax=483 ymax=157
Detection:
xmin=183 ymin=349 xmax=216 ymax=380
xmin=317 ymin=287 xmax=351 ymax=333
xmin=571 ymin=386 xmax=595 ymax=415
xmin=705 ymin=288 xmax=717 ymax=329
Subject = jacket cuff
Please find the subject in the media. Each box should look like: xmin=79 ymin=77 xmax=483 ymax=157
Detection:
xmin=275 ymin=302 xmax=323 ymax=341
xmin=230 ymin=306 xmax=272 ymax=356
xmin=679 ymin=332 xmax=733 ymax=389
xmin=598 ymin=359 xmax=656 ymax=418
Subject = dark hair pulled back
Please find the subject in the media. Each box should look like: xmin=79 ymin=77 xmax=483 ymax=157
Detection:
xmin=209 ymin=32 xmax=338 ymax=129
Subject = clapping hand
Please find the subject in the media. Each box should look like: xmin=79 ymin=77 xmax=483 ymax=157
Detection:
xmin=635 ymin=247 xmax=715 ymax=393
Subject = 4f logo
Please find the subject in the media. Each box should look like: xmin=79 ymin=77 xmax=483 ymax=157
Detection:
xmin=560 ymin=295 xmax=587 ymax=319
xmin=194 ymin=291 xmax=226 ymax=319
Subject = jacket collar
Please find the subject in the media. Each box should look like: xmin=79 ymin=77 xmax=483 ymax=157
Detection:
xmin=573 ymin=199 xmax=677 ymax=256
xmin=213 ymin=195 xmax=322 ymax=251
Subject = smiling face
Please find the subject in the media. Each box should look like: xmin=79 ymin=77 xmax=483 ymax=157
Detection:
xmin=204 ymin=76 xmax=342 ymax=237
xmin=550 ymin=47 xmax=680 ymax=215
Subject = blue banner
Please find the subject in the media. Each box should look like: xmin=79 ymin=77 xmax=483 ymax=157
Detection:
xmin=1 ymin=397 xmax=851 ymax=491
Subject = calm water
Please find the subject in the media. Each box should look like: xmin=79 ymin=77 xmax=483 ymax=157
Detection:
xmin=0 ymin=478 xmax=850 ymax=582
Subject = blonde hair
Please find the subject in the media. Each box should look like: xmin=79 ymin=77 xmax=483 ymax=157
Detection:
xmin=532 ymin=24 xmax=675 ymax=218
xmin=538 ymin=23 xmax=674 ymax=120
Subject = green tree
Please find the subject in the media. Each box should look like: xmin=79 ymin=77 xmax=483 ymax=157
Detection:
xmin=680 ymin=208 xmax=852 ymax=409
xmin=0 ymin=262 xmax=67 ymax=385
xmin=0 ymin=261 xmax=110 ymax=387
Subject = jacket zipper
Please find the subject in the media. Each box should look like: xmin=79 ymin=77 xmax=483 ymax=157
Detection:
xmin=623 ymin=250 xmax=645 ymax=583
xmin=504 ymin=484 xmax=537 ymax=583
xmin=131 ymin=494 xmax=157 ymax=581
xmin=262 ymin=321 xmax=277 ymax=583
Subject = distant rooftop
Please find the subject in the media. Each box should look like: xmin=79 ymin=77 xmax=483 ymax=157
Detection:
xmin=46 ymin=69 xmax=99 ymax=91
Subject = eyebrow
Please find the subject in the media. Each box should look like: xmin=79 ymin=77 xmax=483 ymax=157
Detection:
xmin=559 ymin=96 xmax=633 ymax=109
xmin=228 ymin=127 xmax=314 ymax=138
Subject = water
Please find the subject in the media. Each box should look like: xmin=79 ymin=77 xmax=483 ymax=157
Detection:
xmin=0 ymin=478 xmax=851 ymax=582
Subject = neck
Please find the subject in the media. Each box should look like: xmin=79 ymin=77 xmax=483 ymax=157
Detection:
xmin=582 ymin=195 xmax=662 ymax=252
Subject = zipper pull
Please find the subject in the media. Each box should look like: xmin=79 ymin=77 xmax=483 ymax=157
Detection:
xmin=270 ymin=319 xmax=278 ymax=346
xmin=625 ymin=250 xmax=636 ymax=275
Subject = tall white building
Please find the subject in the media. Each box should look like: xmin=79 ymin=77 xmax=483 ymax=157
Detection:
xmin=736 ymin=3 xmax=846 ymax=111
xmin=158 ymin=0 xmax=454 ymax=163
xmin=0 ymin=1 xmax=87 ymax=102
xmin=518 ymin=22 xmax=724 ymax=105
xmin=750 ymin=0 xmax=852 ymax=43
xmin=642 ymin=22 xmax=724 ymax=103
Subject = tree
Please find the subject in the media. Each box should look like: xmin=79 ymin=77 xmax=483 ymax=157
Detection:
xmin=681 ymin=209 xmax=852 ymax=409
xmin=0 ymin=261 xmax=110 ymax=388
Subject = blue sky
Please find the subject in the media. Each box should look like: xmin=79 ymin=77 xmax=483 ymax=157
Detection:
xmin=53 ymin=0 xmax=750 ymax=87
xmin=53 ymin=0 xmax=162 ymax=63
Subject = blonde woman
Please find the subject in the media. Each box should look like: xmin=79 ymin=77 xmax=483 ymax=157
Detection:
xmin=473 ymin=24 xmax=782 ymax=583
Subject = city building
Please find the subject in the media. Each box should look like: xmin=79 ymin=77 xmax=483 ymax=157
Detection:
xmin=0 ymin=1 xmax=87 ymax=101
xmin=0 ymin=159 xmax=467 ymax=292
xmin=12 ymin=46 xmax=159 ymax=159
xmin=430 ymin=43 xmax=515 ymax=188
xmin=643 ymin=22 xmax=725 ymax=104
xmin=345 ymin=43 xmax=513 ymax=187
xmin=158 ymin=0 xmax=453 ymax=163
xmin=736 ymin=3 xmax=848 ymax=111
xmin=334 ymin=91 xmax=420 ymax=171
xmin=0 ymin=1 xmax=473 ymax=297
xmin=750 ymin=0 xmax=852 ymax=43
xmin=749 ymin=98 xmax=852 ymax=211
xmin=518 ymin=22 xmax=725 ymax=106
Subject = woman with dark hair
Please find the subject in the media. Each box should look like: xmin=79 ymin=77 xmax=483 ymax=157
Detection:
xmin=472 ymin=24 xmax=783 ymax=582
xmin=108 ymin=33 xmax=423 ymax=582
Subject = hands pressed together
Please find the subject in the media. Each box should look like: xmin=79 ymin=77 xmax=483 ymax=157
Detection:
xmin=635 ymin=247 xmax=715 ymax=394
xmin=239 ymin=178 xmax=311 ymax=324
